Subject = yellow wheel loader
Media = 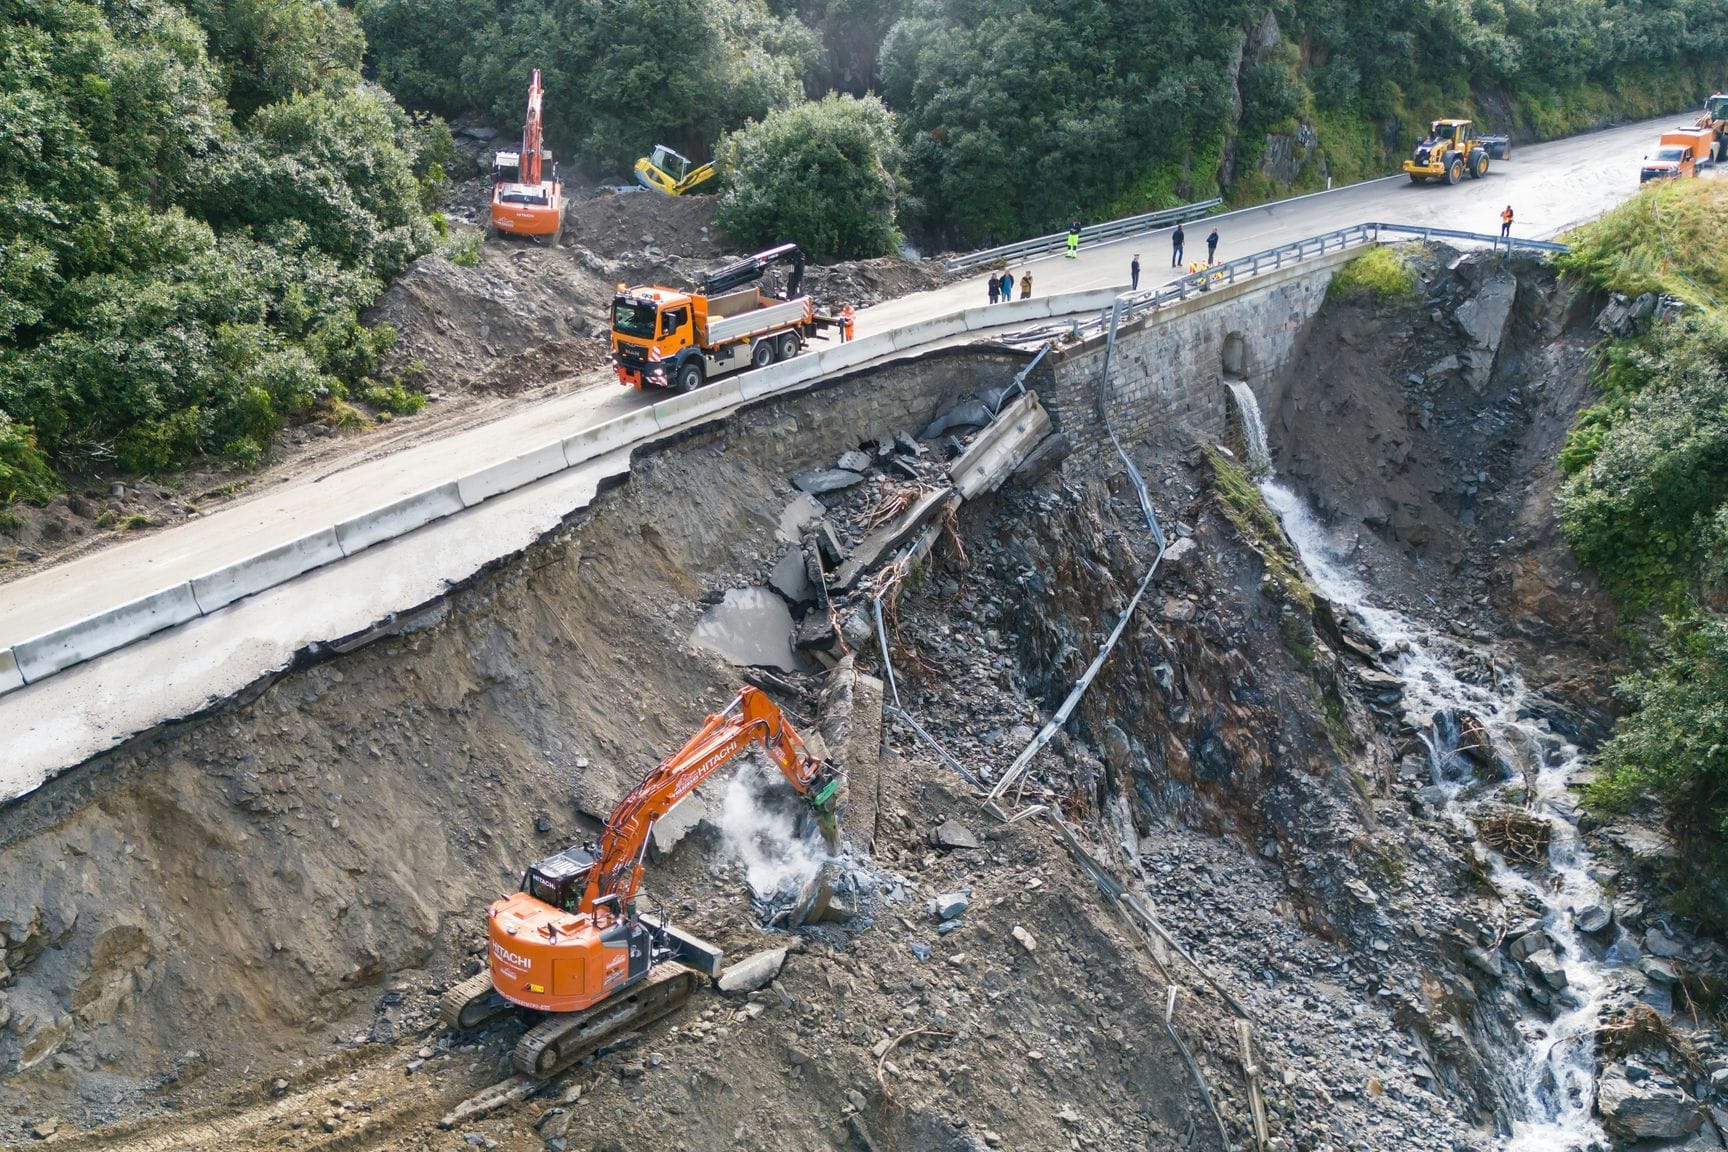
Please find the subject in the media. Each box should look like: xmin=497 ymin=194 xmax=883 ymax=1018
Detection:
xmin=1403 ymin=119 xmax=1506 ymax=185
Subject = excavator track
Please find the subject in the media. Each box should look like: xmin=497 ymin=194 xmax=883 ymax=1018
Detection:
xmin=513 ymin=962 xmax=699 ymax=1077
xmin=438 ymin=971 xmax=516 ymax=1031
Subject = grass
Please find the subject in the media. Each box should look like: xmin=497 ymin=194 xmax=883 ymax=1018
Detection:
xmin=443 ymin=231 xmax=483 ymax=268
xmin=1205 ymin=445 xmax=1313 ymax=611
xmin=1559 ymin=178 xmax=1728 ymax=308
xmin=1329 ymin=245 xmax=1417 ymax=302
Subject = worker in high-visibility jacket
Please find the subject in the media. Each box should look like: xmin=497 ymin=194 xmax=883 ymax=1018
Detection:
xmin=841 ymin=305 xmax=855 ymax=342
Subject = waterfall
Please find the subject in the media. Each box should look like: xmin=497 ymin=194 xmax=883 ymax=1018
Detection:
xmin=1256 ymin=466 xmax=1615 ymax=1151
xmin=1225 ymin=380 xmax=1271 ymax=475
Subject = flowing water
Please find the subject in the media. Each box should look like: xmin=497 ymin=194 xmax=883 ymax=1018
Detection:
xmin=1225 ymin=380 xmax=1272 ymax=475
xmin=1258 ymin=475 xmax=1613 ymax=1150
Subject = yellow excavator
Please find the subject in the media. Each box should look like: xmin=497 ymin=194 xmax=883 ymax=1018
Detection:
xmin=634 ymin=144 xmax=716 ymax=196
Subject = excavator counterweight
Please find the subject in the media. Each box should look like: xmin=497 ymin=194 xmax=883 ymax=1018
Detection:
xmin=439 ymin=686 xmax=841 ymax=1077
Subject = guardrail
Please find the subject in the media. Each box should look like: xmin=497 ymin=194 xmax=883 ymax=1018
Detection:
xmin=943 ymin=199 xmax=1223 ymax=275
xmin=0 ymin=220 xmax=1570 ymax=701
xmin=1110 ymin=221 xmax=1565 ymax=325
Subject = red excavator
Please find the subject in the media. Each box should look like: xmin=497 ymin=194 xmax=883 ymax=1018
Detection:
xmin=439 ymin=686 xmax=842 ymax=1076
xmin=490 ymin=70 xmax=564 ymax=238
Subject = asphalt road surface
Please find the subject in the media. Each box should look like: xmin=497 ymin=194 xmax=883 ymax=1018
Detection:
xmin=0 ymin=112 xmax=1690 ymax=657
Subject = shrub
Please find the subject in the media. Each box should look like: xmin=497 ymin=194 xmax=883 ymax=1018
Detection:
xmin=715 ymin=94 xmax=901 ymax=263
xmin=444 ymin=231 xmax=483 ymax=268
xmin=0 ymin=413 xmax=58 ymax=506
xmin=360 ymin=380 xmax=427 ymax=415
xmin=1328 ymin=246 xmax=1417 ymax=302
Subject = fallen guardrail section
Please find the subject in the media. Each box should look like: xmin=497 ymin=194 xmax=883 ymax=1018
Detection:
xmin=942 ymin=198 xmax=1222 ymax=274
xmin=0 ymin=220 xmax=1570 ymax=699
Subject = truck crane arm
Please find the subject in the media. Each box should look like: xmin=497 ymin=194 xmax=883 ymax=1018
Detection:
xmin=699 ymin=243 xmax=806 ymax=299
xmin=581 ymin=685 xmax=839 ymax=913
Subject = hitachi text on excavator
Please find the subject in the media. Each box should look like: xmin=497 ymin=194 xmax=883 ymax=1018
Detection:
xmin=439 ymin=686 xmax=842 ymax=1077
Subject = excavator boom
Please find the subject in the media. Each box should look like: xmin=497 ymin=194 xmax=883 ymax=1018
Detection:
xmin=442 ymin=685 xmax=841 ymax=1077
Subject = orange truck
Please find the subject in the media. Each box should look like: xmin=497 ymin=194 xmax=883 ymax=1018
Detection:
xmin=1641 ymin=127 xmax=1718 ymax=182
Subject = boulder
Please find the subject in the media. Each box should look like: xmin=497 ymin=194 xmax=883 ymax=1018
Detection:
xmin=1572 ymin=903 xmax=1612 ymax=936
xmin=931 ymin=892 xmax=970 ymax=921
xmin=1596 ymin=1064 xmax=1703 ymax=1142
xmin=1524 ymin=949 xmax=1568 ymax=991
xmin=931 ymin=819 xmax=980 ymax=850
xmin=717 ymin=949 xmax=787 ymax=995
xmin=792 ymin=468 xmax=866 ymax=496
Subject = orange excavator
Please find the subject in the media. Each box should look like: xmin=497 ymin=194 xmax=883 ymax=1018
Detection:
xmin=438 ymin=686 xmax=842 ymax=1076
xmin=489 ymin=69 xmax=564 ymax=238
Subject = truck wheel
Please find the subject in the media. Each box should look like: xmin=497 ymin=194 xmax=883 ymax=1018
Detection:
xmin=776 ymin=332 xmax=800 ymax=361
xmin=676 ymin=360 xmax=704 ymax=392
xmin=1468 ymin=150 xmax=1487 ymax=178
xmin=751 ymin=340 xmax=776 ymax=369
xmin=1446 ymin=157 xmax=1464 ymax=185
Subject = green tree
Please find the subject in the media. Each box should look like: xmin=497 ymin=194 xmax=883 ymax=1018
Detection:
xmin=715 ymin=93 xmax=900 ymax=261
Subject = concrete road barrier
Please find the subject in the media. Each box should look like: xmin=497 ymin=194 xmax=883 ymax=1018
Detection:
xmin=457 ymin=440 xmax=570 ymax=508
xmin=0 ymin=648 xmax=21 ymax=696
xmin=561 ymin=407 xmax=659 ymax=467
xmin=652 ymin=379 xmax=747 ymax=431
xmin=335 ymin=482 xmax=466 ymax=556
xmin=14 ymin=583 xmax=202 ymax=682
xmin=190 ymin=528 xmax=346 ymax=613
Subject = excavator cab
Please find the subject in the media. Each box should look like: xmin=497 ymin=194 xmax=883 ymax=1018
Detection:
xmin=522 ymin=844 xmax=599 ymax=914
xmin=634 ymin=144 xmax=717 ymax=196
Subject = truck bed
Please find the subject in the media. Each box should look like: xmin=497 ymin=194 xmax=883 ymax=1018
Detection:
xmin=703 ymin=296 xmax=810 ymax=346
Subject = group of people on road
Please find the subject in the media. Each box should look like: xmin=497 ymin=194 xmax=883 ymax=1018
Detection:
xmin=987 ymin=268 xmax=1034 ymax=303
xmin=986 ymin=198 xmax=1522 ymax=305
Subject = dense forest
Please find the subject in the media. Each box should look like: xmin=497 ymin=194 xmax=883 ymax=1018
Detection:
xmin=5 ymin=0 xmax=1728 ymax=494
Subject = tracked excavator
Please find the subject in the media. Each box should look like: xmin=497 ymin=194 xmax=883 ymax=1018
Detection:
xmin=439 ymin=686 xmax=842 ymax=1077
xmin=490 ymin=70 xmax=564 ymax=238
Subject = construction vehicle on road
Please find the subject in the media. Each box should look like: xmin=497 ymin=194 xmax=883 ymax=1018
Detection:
xmin=1697 ymin=93 xmax=1728 ymax=138
xmin=635 ymin=144 xmax=716 ymax=196
xmin=1403 ymin=119 xmax=1510 ymax=185
xmin=611 ymin=243 xmax=849 ymax=391
xmin=1642 ymin=127 xmax=1718 ymax=182
xmin=490 ymin=70 xmax=564 ymax=238
xmin=439 ymin=686 xmax=842 ymax=1077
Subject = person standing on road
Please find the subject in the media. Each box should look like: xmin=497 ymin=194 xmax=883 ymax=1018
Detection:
xmin=1131 ymin=253 xmax=1141 ymax=291
xmin=1206 ymin=227 xmax=1219 ymax=263
xmin=988 ymin=274 xmax=1000 ymax=304
xmin=1500 ymin=204 xmax=1514 ymax=241
xmin=1020 ymin=270 xmax=1033 ymax=299
xmin=1066 ymin=220 xmax=1081 ymax=259
xmin=1171 ymin=223 xmax=1185 ymax=267
xmin=999 ymin=269 xmax=1013 ymax=301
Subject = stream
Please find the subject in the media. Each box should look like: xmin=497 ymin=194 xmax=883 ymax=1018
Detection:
xmin=1231 ymin=388 xmax=1614 ymax=1149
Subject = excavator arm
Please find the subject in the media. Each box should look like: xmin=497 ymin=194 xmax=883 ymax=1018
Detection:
xmin=521 ymin=70 xmax=546 ymax=187
xmin=581 ymin=686 xmax=839 ymax=913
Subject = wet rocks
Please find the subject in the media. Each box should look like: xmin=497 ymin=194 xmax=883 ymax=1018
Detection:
xmin=1595 ymin=1063 xmax=1703 ymax=1142
xmin=1572 ymin=903 xmax=1612 ymax=936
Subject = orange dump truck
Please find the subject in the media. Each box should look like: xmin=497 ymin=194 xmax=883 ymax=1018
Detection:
xmin=1641 ymin=127 xmax=1718 ymax=182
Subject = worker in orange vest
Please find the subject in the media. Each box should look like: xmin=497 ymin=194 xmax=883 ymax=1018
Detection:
xmin=1500 ymin=205 xmax=1514 ymax=241
xmin=841 ymin=305 xmax=855 ymax=342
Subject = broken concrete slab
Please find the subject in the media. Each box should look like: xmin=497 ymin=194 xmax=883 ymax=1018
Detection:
xmin=776 ymin=492 xmax=827 ymax=544
xmin=836 ymin=449 xmax=872 ymax=473
xmin=931 ymin=818 xmax=980 ymax=850
xmin=794 ymin=609 xmax=838 ymax=652
xmin=808 ymin=521 xmax=846 ymax=570
xmin=792 ymin=468 xmax=866 ymax=496
xmin=830 ymin=489 xmax=958 ymax=591
xmin=648 ymin=794 xmax=706 ymax=860
xmin=769 ymin=548 xmax=814 ymax=606
xmin=922 ymin=399 xmax=994 ymax=439
xmin=948 ymin=391 xmax=1054 ymax=500
xmin=893 ymin=431 xmax=927 ymax=458
xmin=717 ymin=948 xmax=787 ymax=995
xmin=818 ymin=655 xmax=884 ymax=852
xmin=1008 ymin=432 xmax=1071 ymax=488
